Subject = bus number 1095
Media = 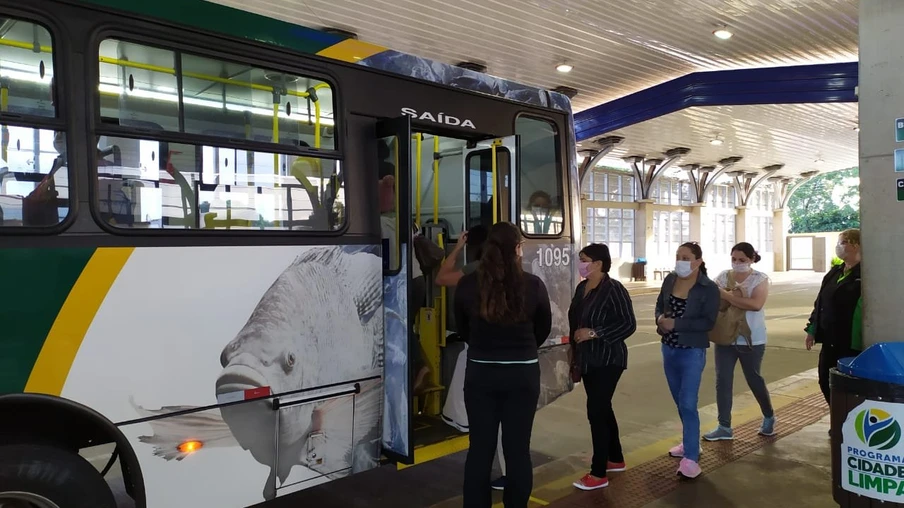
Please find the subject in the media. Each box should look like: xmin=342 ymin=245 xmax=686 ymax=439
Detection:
xmin=536 ymin=246 xmax=571 ymax=267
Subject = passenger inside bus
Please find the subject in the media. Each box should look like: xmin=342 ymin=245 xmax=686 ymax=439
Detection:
xmin=523 ymin=190 xmax=554 ymax=235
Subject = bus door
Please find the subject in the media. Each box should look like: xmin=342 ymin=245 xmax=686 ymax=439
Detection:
xmin=462 ymin=135 xmax=519 ymax=229
xmin=376 ymin=116 xmax=415 ymax=464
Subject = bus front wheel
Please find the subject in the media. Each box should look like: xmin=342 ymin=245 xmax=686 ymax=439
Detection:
xmin=0 ymin=443 xmax=116 ymax=508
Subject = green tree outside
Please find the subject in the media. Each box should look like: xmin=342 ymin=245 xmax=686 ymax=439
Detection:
xmin=788 ymin=167 xmax=860 ymax=234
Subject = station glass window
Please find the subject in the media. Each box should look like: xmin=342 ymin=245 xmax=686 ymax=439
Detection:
xmin=582 ymin=170 xmax=635 ymax=203
xmin=653 ymin=210 xmax=691 ymax=258
xmin=652 ymin=178 xmax=692 ymax=206
xmin=95 ymin=39 xmax=343 ymax=232
xmin=585 ymin=207 xmax=634 ymax=259
xmin=0 ymin=19 xmax=69 ymax=228
xmin=516 ymin=116 xmax=563 ymax=235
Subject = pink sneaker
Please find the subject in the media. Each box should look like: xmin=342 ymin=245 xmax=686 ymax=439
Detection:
xmin=677 ymin=458 xmax=701 ymax=479
xmin=668 ymin=443 xmax=684 ymax=458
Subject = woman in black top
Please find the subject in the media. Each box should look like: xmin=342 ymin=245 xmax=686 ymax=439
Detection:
xmin=568 ymin=244 xmax=637 ymax=491
xmin=454 ymin=222 xmax=552 ymax=508
xmin=805 ymin=228 xmax=863 ymax=409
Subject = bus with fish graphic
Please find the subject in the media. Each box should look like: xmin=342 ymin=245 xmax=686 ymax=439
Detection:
xmin=0 ymin=0 xmax=583 ymax=506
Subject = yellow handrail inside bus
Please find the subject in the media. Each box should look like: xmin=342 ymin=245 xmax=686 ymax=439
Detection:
xmin=0 ymin=39 xmax=52 ymax=53
xmin=491 ymin=139 xmax=503 ymax=224
xmin=432 ymin=135 xmax=446 ymax=344
xmin=414 ymin=133 xmax=422 ymax=226
xmin=97 ymin=56 xmax=312 ymax=99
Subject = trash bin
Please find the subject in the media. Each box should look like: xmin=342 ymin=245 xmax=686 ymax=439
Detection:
xmin=831 ymin=343 xmax=904 ymax=507
xmin=632 ymin=259 xmax=647 ymax=282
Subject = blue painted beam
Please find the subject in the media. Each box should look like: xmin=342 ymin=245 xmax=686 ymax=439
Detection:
xmin=574 ymin=62 xmax=858 ymax=141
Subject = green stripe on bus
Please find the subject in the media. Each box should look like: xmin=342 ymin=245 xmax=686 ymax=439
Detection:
xmin=0 ymin=248 xmax=95 ymax=393
xmin=77 ymin=0 xmax=347 ymax=56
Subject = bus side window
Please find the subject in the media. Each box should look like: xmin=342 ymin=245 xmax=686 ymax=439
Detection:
xmin=93 ymin=38 xmax=344 ymax=232
xmin=0 ymin=20 xmax=69 ymax=229
xmin=516 ymin=116 xmax=564 ymax=236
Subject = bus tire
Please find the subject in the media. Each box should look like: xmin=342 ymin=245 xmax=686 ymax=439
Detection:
xmin=0 ymin=443 xmax=116 ymax=508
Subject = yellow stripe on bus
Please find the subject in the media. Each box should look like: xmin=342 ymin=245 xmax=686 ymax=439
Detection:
xmin=316 ymin=38 xmax=386 ymax=63
xmin=25 ymin=247 xmax=134 ymax=396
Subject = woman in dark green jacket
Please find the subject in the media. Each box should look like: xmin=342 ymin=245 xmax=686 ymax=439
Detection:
xmin=805 ymin=228 xmax=863 ymax=409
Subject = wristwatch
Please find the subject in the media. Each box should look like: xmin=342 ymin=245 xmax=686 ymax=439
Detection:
xmin=588 ymin=330 xmax=599 ymax=339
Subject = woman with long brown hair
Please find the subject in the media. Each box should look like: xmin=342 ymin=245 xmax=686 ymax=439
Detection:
xmin=454 ymin=222 xmax=552 ymax=508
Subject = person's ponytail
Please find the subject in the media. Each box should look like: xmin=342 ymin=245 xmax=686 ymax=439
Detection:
xmin=477 ymin=223 xmax=525 ymax=324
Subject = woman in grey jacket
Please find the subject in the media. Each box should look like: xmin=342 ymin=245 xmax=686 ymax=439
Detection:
xmin=655 ymin=242 xmax=720 ymax=479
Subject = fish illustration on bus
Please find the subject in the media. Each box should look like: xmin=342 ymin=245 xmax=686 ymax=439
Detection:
xmin=132 ymin=245 xmax=385 ymax=500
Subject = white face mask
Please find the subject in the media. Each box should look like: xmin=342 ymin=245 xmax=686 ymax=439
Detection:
xmin=732 ymin=262 xmax=751 ymax=273
xmin=835 ymin=243 xmax=846 ymax=259
xmin=675 ymin=260 xmax=693 ymax=278
xmin=532 ymin=206 xmax=548 ymax=217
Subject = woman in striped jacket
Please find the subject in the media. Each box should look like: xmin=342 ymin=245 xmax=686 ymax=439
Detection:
xmin=568 ymin=243 xmax=637 ymax=491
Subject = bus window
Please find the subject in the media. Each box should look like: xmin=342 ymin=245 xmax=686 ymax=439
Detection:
xmin=466 ymin=148 xmax=510 ymax=229
xmin=98 ymin=39 xmax=336 ymax=151
xmin=98 ymin=40 xmax=179 ymax=131
xmin=95 ymin=136 xmax=344 ymax=231
xmin=0 ymin=20 xmax=68 ymax=228
xmin=0 ymin=21 xmax=55 ymax=118
xmin=516 ymin=116 xmax=564 ymax=236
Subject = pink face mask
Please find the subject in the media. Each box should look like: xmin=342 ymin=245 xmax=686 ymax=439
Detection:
xmin=578 ymin=261 xmax=592 ymax=279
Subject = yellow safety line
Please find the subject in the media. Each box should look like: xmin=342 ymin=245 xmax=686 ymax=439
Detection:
xmin=25 ymin=248 xmax=134 ymax=396
xmin=397 ymin=434 xmax=471 ymax=470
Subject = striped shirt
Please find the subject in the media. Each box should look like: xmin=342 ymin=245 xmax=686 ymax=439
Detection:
xmin=568 ymin=277 xmax=637 ymax=371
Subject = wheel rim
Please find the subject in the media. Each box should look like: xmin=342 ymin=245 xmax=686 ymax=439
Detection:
xmin=0 ymin=492 xmax=61 ymax=508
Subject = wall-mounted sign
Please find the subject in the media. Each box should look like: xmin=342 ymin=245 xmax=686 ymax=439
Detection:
xmin=898 ymin=178 xmax=904 ymax=201
xmin=897 ymin=119 xmax=904 ymax=142
xmin=896 ymin=149 xmax=904 ymax=172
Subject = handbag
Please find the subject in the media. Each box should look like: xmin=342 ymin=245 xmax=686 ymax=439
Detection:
xmin=708 ymin=271 xmax=752 ymax=346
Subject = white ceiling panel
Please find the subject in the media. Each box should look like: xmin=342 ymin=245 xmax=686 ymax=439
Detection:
xmin=209 ymin=0 xmax=858 ymax=112
xmin=582 ymin=102 xmax=859 ymax=178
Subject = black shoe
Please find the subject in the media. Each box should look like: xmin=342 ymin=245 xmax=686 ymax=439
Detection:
xmin=491 ymin=476 xmax=506 ymax=491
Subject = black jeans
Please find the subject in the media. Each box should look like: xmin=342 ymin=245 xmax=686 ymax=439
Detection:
xmin=463 ymin=361 xmax=540 ymax=508
xmin=818 ymin=345 xmax=859 ymax=406
xmin=582 ymin=365 xmax=625 ymax=477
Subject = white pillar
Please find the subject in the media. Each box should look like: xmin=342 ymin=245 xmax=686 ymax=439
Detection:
xmin=735 ymin=206 xmax=748 ymax=243
xmin=772 ymin=208 xmax=788 ymax=272
xmin=635 ymin=200 xmax=654 ymax=261
xmin=860 ymin=0 xmax=904 ymax=347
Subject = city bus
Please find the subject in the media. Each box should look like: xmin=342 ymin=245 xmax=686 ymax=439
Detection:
xmin=0 ymin=0 xmax=580 ymax=506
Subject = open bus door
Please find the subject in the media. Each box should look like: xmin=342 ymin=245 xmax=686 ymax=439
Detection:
xmin=463 ymin=135 xmax=520 ymax=228
xmin=376 ymin=116 xmax=415 ymax=465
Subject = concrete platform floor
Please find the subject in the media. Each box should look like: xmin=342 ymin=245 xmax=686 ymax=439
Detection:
xmin=272 ymin=271 xmax=829 ymax=508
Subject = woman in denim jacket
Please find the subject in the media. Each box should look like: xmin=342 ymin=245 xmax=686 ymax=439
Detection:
xmin=655 ymin=242 xmax=720 ymax=479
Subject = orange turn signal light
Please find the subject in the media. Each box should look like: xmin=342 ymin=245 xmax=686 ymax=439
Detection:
xmin=177 ymin=440 xmax=203 ymax=454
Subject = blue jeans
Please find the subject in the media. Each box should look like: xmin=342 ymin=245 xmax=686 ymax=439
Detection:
xmin=661 ymin=344 xmax=706 ymax=462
